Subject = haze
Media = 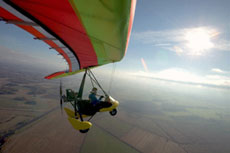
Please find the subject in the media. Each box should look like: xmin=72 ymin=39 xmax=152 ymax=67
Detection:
xmin=1 ymin=0 xmax=230 ymax=152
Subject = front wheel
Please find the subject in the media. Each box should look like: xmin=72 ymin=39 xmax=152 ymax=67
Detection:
xmin=109 ymin=109 xmax=117 ymax=116
xmin=79 ymin=128 xmax=90 ymax=133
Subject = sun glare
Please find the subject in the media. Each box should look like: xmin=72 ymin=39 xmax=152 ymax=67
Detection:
xmin=156 ymin=69 xmax=202 ymax=83
xmin=185 ymin=28 xmax=216 ymax=56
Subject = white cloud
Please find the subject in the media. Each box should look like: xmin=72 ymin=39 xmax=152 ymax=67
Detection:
xmin=153 ymin=43 xmax=171 ymax=47
xmin=214 ymin=39 xmax=230 ymax=51
xmin=129 ymin=68 xmax=230 ymax=88
xmin=133 ymin=29 xmax=185 ymax=45
xmin=0 ymin=45 xmax=66 ymax=71
xmin=133 ymin=26 xmax=230 ymax=56
xmin=211 ymin=68 xmax=226 ymax=74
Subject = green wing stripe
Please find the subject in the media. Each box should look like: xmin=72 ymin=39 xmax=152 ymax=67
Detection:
xmin=69 ymin=0 xmax=132 ymax=65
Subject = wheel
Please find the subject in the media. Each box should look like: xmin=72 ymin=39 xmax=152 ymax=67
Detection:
xmin=79 ymin=128 xmax=90 ymax=133
xmin=109 ymin=109 xmax=117 ymax=116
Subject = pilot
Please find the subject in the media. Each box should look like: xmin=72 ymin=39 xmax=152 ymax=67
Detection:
xmin=89 ymin=87 xmax=103 ymax=106
xmin=89 ymin=87 xmax=112 ymax=111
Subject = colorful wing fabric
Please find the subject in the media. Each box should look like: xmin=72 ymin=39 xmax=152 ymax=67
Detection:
xmin=0 ymin=0 xmax=136 ymax=79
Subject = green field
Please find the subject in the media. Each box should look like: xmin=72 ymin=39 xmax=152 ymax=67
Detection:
xmin=95 ymin=116 xmax=133 ymax=137
xmin=80 ymin=125 xmax=139 ymax=153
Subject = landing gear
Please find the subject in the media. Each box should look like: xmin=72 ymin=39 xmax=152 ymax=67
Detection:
xmin=109 ymin=109 xmax=117 ymax=116
xmin=79 ymin=128 xmax=90 ymax=133
xmin=61 ymin=68 xmax=119 ymax=133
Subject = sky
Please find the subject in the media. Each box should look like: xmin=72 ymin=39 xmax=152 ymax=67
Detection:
xmin=1 ymin=0 xmax=230 ymax=88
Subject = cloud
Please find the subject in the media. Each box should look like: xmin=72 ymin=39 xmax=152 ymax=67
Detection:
xmin=153 ymin=43 xmax=171 ymax=47
xmin=211 ymin=68 xmax=226 ymax=74
xmin=129 ymin=68 xmax=230 ymax=89
xmin=133 ymin=26 xmax=229 ymax=56
xmin=214 ymin=39 xmax=230 ymax=51
xmin=133 ymin=28 xmax=185 ymax=45
xmin=0 ymin=45 xmax=66 ymax=71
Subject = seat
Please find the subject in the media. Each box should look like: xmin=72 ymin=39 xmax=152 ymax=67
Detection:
xmin=77 ymin=100 xmax=97 ymax=116
xmin=66 ymin=89 xmax=76 ymax=101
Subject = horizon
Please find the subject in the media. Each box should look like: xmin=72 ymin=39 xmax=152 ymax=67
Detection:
xmin=1 ymin=0 xmax=230 ymax=88
xmin=1 ymin=1 xmax=230 ymax=152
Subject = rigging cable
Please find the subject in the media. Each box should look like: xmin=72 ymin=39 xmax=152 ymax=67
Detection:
xmin=87 ymin=70 xmax=95 ymax=88
xmin=108 ymin=63 xmax=116 ymax=95
xmin=88 ymin=69 xmax=107 ymax=95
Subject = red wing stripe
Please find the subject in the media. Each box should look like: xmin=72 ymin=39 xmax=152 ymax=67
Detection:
xmin=0 ymin=1 xmax=81 ymax=72
xmin=10 ymin=0 xmax=98 ymax=69
xmin=45 ymin=71 xmax=66 ymax=79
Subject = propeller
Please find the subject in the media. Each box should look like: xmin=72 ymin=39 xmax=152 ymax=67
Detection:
xmin=60 ymin=79 xmax=63 ymax=112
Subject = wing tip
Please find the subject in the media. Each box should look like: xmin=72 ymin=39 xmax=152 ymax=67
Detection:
xmin=44 ymin=71 xmax=66 ymax=79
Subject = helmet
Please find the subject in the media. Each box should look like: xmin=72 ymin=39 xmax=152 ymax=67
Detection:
xmin=91 ymin=87 xmax=97 ymax=94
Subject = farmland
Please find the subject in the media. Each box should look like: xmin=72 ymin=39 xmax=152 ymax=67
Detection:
xmin=1 ymin=61 xmax=230 ymax=153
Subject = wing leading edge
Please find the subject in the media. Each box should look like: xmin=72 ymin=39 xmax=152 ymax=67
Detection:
xmin=0 ymin=0 xmax=136 ymax=79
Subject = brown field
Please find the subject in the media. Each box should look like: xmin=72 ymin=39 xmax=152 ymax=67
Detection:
xmin=121 ymin=127 xmax=186 ymax=153
xmin=1 ymin=61 xmax=230 ymax=153
xmin=2 ymin=109 xmax=86 ymax=153
xmin=93 ymin=115 xmax=133 ymax=138
xmin=93 ymin=109 xmax=188 ymax=153
xmin=0 ymin=110 xmax=32 ymax=132
xmin=116 ymin=110 xmax=169 ymax=139
xmin=153 ymin=120 xmax=196 ymax=145
xmin=0 ymin=64 xmax=60 ymax=151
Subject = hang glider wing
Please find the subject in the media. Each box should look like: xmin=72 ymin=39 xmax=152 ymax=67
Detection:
xmin=0 ymin=0 xmax=136 ymax=79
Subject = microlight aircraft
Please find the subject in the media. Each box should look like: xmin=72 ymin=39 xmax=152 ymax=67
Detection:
xmin=0 ymin=0 xmax=136 ymax=133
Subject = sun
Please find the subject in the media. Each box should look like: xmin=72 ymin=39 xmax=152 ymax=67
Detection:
xmin=185 ymin=28 xmax=215 ymax=56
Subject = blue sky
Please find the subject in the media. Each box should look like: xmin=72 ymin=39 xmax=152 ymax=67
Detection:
xmin=120 ymin=0 xmax=230 ymax=88
xmin=124 ymin=0 xmax=230 ymax=72
xmin=1 ymin=0 xmax=230 ymax=87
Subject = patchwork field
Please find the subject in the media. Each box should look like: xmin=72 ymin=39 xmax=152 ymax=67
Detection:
xmin=81 ymin=125 xmax=139 ymax=153
xmin=2 ymin=110 xmax=86 ymax=153
xmin=1 ymin=62 xmax=230 ymax=153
